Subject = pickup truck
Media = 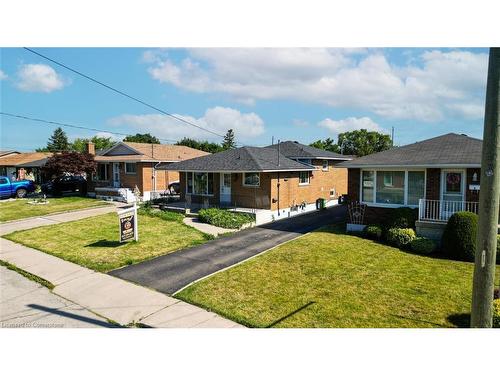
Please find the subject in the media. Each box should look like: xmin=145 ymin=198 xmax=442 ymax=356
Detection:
xmin=0 ymin=176 xmax=36 ymax=198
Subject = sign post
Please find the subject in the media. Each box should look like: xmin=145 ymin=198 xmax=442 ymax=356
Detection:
xmin=118 ymin=203 xmax=138 ymax=242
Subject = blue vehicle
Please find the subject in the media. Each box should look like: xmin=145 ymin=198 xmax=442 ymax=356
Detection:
xmin=0 ymin=176 xmax=36 ymax=198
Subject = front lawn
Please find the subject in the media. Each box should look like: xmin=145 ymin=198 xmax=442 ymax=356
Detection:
xmin=4 ymin=212 xmax=209 ymax=272
xmin=177 ymin=225 xmax=500 ymax=328
xmin=0 ymin=197 xmax=109 ymax=222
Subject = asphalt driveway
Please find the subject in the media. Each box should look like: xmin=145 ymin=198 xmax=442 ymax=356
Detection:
xmin=109 ymin=205 xmax=347 ymax=295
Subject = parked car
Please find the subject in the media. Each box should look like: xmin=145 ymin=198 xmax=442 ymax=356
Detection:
xmin=41 ymin=175 xmax=87 ymax=196
xmin=0 ymin=176 xmax=36 ymax=198
xmin=168 ymin=180 xmax=180 ymax=195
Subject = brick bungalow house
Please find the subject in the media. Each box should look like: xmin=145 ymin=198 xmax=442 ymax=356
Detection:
xmin=339 ymin=133 xmax=497 ymax=240
xmin=0 ymin=151 xmax=53 ymax=183
xmin=88 ymin=141 xmax=209 ymax=202
xmin=160 ymin=141 xmax=352 ymax=224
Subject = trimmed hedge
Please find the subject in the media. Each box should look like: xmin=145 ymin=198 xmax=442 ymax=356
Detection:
xmin=364 ymin=225 xmax=383 ymax=240
xmin=493 ymin=299 xmax=500 ymax=328
xmin=442 ymin=211 xmax=478 ymax=261
xmin=386 ymin=228 xmax=416 ymax=248
xmin=198 ymin=208 xmax=254 ymax=229
xmin=410 ymin=237 xmax=437 ymax=255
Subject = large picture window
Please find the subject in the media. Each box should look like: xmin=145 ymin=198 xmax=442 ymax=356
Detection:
xmin=361 ymin=170 xmax=425 ymax=207
xmin=376 ymin=171 xmax=404 ymax=205
xmin=186 ymin=172 xmax=213 ymax=195
xmin=243 ymin=172 xmax=260 ymax=187
xmin=96 ymin=163 xmax=108 ymax=181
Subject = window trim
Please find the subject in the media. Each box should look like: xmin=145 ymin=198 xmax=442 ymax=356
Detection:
xmin=124 ymin=162 xmax=137 ymax=175
xmin=185 ymin=171 xmax=214 ymax=196
xmin=360 ymin=168 xmax=426 ymax=208
xmin=243 ymin=172 xmax=260 ymax=187
xmin=95 ymin=163 xmax=109 ymax=181
xmin=298 ymin=171 xmax=310 ymax=186
xmin=322 ymin=160 xmax=329 ymax=171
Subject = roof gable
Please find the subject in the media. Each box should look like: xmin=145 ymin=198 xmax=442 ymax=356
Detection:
xmin=102 ymin=143 xmax=142 ymax=156
xmin=340 ymin=133 xmax=483 ymax=168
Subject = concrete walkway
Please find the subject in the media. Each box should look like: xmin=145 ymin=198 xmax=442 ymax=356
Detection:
xmin=182 ymin=217 xmax=237 ymax=237
xmin=0 ymin=203 xmax=124 ymax=236
xmin=111 ymin=205 xmax=347 ymax=295
xmin=1 ymin=265 xmax=113 ymax=328
xmin=0 ymin=239 xmax=242 ymax=327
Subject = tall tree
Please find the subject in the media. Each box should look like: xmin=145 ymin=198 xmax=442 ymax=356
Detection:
xmin=222 ymin=129 xmax=236 ymax=150
xmin=123 ymin=133 xmax=160 ymax=144
xmin=309 ymin=138 xmax=340 ymax=153
xmin=71 ymin=136 xmax=116 ymax=152
xmin=311 ymin=130 xmax=392 ymax=157
xmin=471 ymin=48 xmax=500 ymax=328
xmin=43 ymin=151 xmax=97 ymax=178
xmin=42 ymin=127 xmax=70 ymax=152
xmin=176 ymin=137 xmax=223 ymax=153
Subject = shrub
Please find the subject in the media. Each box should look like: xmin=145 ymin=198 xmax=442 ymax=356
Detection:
xmin=364 ymin=225 xmax=383 ymax=240
xmin=387 ymin=207 xmax=418 ymax=229
xmin=442 ymin=211 xmax=478 ymax=261
xmin=410 ymin=237 xmax=437 ymax=255
xmin=494 ymin=288 xmax=500 ymax=300
xmin=198 ymin=208 xmax=254 ymax=229
xmin=386 ymin=227 xmax=416 ymax=248
xmin=493 ymin=299 xmax=500 ymax=328
xmin=138 ymin=206 xmax=183 ymax=222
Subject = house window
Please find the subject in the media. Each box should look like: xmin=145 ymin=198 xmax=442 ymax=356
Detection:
xmin=186 ymin=172 xmax=213 ymax=195
xmin=330 ymin=188 xmax=336 ymax=198
xmin=125 ymin=163 xmax=137 ymax=174
xmin=407 ymin=171 xmax=425 ymax=205
xmin=243 ymin=172 xmax=260 ymax=187
xmin=96 ymin=164 xmax=108 ymax=181
xmin=361 ymin=170 xmax=425 ymax=207
xmin=299 ymin=171 xmax=310 ymax=185
xmin=376 ymin=171 xmax=404 ymax=205
xmin=322 ymin=160 xmax=329 ymax=171
xmin=362 ymin=170 xmax=374 ymax=202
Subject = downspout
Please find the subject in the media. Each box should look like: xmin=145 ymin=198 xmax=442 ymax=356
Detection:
xmin=153 ymin=161 xmax=162 ymax=192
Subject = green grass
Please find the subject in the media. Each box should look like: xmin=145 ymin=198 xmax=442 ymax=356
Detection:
xmin=4 ymin=211 xmax=209 ymax=272
xmin=176 ymin=225 xmax=500 ymax=328
xmin=0 ymin=197 xmax=108 ymax=222
xmin=198 ymin=208 xmax=255 ymax=229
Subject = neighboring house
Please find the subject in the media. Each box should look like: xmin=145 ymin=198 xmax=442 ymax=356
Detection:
xmin=160 ymin=141 xmax=352 ymax=224
xmin=0 ymin=152 xmax=52 ymax=183
xmin=88 ymin=141 xmax=210 ymax=202
xmin=0 ymin=150 xmax=20 ymax=158
xmin=340 ymin=133 xmax=497 ymax=240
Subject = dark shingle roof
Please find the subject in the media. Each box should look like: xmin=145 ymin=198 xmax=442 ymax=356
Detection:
xmin=159 ymin=146 xmax=315 ymax=172
xmin=340 ymin=133 xmax=483 ymax=168
xmin=265 ymin=141 xmax=352 ymax=160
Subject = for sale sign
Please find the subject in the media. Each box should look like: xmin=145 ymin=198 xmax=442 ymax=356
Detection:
xmin=118 ymin=205 xmax=138 ymax=242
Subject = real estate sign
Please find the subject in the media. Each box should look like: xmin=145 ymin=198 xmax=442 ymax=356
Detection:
xmin=118 ymin=205 xmax=138 ymax=242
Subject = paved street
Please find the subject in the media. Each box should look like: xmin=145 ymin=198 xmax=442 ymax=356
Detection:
xmin=0 ymin=266 xmax=113 ymax=328
xmin=110 ymin=205 xmax=347 ymax=295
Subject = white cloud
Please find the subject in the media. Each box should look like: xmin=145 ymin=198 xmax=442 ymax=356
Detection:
xmin=145 ymin=48 xmax=488 ymax=122
xmin=318 ymin=116 xmax=388 ymax=135
xmin=15 ymin=64 xmax=67 ymax=92
xmin=0 ymin=69 xmax=7 ymax=80
xmin=108 ymin=106 xmax=265 ymax=143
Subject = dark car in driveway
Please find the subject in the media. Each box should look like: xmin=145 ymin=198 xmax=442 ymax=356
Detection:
xmin=0 ymin=176 xmax=36 ymax=198
xmin=42 ymin=175 xmax=87 ymax=196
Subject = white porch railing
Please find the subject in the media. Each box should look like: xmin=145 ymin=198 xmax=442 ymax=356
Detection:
xmin=418 ymin=199 xmax=479 ymax=222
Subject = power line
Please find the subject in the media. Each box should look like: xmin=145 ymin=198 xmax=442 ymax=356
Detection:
xmin=23 ymin=47 xmax=228 ymax=140
xmin=0 ymin=112 xmax=179 ymax=143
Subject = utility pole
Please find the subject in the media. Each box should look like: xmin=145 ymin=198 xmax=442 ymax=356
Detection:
xmin=471 ymin=48 xmax=500 ymax=328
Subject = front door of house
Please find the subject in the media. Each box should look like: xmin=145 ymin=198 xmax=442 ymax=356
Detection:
xmin=440 ymin=170 xmax=465 ymax=220
xmin=112 ymin=162 xmax=120 ymax=188
xmin=220 ymin=173 xmax=231 ymax=205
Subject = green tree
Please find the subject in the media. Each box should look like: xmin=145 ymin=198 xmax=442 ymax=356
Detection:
xmin=71 ymin=136 xmax=117 ymax=152
xmin=222 ymin=129 xmax=236 ymax=150
xmin=176 ymin=138 xmax=223 ymax=153
xmin=38 ymin=127 xmax=70 ymax=152
xmin=123 ymin=133 xmax=160 ymax=144
xmin=310 ymin=130 xmax=392 ymax=156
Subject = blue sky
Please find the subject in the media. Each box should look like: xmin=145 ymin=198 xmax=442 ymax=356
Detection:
xmin=0 ymin=47 xmax=489 ymax=151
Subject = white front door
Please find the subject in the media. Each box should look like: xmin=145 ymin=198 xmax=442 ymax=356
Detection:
xmin=440 ymin=169 xmax=465 ymax=220
xmin=112 ymin=163 xmax=120 ymax=188
xmin=220 ymin=173 xmax=231 ymax=204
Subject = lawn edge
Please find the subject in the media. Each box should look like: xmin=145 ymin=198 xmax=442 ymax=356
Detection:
xmin=0 ymin=259 xmax=55 ymax=290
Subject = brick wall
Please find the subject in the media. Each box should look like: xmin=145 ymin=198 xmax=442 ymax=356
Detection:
xmin=466 ymin=168 xmax=481 ymax=202
xmin=425 ymin=168 xmax=441 ymax=200
xmin=347 ymin=168 xmax=360 ymax=202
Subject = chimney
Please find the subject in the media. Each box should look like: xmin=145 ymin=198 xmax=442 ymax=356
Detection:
xmin=86 ymin=142 xmax=95 ymax=155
